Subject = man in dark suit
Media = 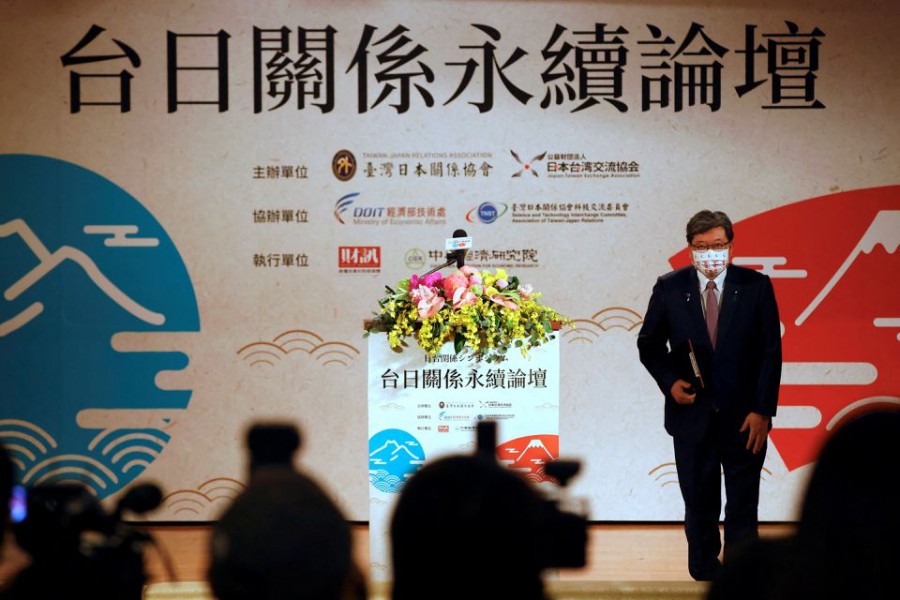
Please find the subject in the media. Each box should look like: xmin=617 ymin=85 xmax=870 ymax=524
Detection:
xmin=637 ymin=210 xmax=782 ymax=581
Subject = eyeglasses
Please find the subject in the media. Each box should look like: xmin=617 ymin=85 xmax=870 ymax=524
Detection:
xmin=690 ymin=242 xmax=730 ymax=252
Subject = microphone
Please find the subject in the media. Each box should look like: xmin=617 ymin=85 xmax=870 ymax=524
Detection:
xmin=450 ymin=229 xmax=468 ymax=269
xmin=423 ymin=229 xmax=472 ymax=276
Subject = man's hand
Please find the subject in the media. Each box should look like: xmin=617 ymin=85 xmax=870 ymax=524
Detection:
xmin=740 ymin=412 xmax=770 ymax=454
xmin=670 ymin=379 xmax=696 ymax=405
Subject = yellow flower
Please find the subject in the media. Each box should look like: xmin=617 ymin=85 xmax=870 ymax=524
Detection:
xmin=364 ymin=269 xmax=573 ymax=363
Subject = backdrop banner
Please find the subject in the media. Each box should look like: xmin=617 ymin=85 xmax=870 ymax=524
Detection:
xmin=0 ymin=0 xmax=898 ymax=529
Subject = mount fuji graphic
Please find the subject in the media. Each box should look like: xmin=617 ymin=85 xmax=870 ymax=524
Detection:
xmin=512 ymin=438 xmax=556 ymax=468
xmin=1 ymin=218 xmax=164 ymax=337
xmin=1 ymin=153 xmax=200 ymax=500
xmin=368 ymin=429 xmax=425 ymax=494
xmin=369 ymin=438 xmax=423 ymax=464
xmin=497 ymin=434 xmax=560 ymax=482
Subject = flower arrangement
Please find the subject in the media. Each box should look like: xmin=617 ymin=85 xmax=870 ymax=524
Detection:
xmin=364 ymin=266 xmax=573 ymax=363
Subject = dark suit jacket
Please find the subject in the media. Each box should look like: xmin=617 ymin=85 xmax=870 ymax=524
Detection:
xmin=637 ymin=265 xmax=782 ymax=442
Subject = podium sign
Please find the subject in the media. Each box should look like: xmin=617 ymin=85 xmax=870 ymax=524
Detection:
xmin=366 ymin=334 xmax=561 ymax=581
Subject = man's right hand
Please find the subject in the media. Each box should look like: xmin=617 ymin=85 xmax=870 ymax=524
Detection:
xmin=670 ymin=379 xmax=696 ymax=405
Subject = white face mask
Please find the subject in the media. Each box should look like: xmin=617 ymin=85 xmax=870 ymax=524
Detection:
xmin=692 ymin=248 xmax=729 ymax=278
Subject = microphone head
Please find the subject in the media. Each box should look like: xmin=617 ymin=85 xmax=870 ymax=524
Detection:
xmin=451 ymin=229 xmax=468 ymax=268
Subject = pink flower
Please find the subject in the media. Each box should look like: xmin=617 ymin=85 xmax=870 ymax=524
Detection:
xmin=489 ymin=293 xmax=519 ymax=310
xmin=452 ymin=287 xmax=477 ymax=309
xmin=422 ymin=272 xmax=443 ymax=288
xmin=442 ymin=272 xmax=469 ymax=297
xmin=410 ymin=272 xmax=443 ymax=290
xmin=411 ymin=286 xmax=445 ymax=318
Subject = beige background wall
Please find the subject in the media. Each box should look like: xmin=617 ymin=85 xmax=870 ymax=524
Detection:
xmin=1 ymin=0 xmax=898 ymax=522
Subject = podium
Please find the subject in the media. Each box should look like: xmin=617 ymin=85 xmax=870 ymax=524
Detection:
xmin=366 ymin=333 xmax=562 ymax=582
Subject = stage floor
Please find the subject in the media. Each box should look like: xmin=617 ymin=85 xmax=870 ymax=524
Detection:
xmin=142 ymin=522 xmax=794 ymax=583
xmin=1 ymin=523 xmax=795 ymax=596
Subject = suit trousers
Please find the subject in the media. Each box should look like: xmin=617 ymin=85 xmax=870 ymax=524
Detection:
xmin=673 ymin=408 xmax=767 ymax=580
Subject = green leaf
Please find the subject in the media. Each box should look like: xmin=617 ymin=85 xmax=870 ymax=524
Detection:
xmin=454 ymin=332 xmax=466 ymax=354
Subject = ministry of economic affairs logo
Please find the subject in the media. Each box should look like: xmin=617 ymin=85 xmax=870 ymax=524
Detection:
xmin=333 ymin=192 xmax=360 ymax=224
xmin=332 ymin=149 xmax=357 ymax=182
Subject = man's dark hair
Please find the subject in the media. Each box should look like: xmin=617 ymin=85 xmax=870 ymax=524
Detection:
xmin=686 ymin=210 xmax=734 ymax=244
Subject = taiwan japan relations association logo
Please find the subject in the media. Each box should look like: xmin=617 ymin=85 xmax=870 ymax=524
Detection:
xmin=0 ymin=154 xmax=200 ymax=500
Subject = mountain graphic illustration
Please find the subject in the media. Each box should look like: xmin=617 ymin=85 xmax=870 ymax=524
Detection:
xmin=368 ymin=429 xmax=424 ymax=494
xmin=513 ymin=438 xmax=555 ymax=467
xmin=1 ymin=153 xmax=200 ymax=500
xmin=498 ymin=434 xmax=559 ymax=482
xmin=1 ymin=218 xmax=164 ymax=336
xmin=370 ymin=438 xmax=422 ymax=463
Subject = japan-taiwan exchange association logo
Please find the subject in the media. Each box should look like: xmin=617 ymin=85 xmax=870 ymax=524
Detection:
xmin=0 ymin=154 xmax=200 ymax=500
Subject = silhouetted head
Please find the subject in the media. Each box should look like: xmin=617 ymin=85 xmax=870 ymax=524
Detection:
xmin=791 ymin=408 xmax=900 ymax=598
xmin=246 ymin=422 xmax=301 ymax=474
xmin=389 ymin=454 xmax=548 ymax=600
xmin=208 ymin=468 xmax=354 ymax=600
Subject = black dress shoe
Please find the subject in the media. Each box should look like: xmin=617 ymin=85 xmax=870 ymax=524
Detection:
xmin=690 ymin=558 xmax=722 ymax=581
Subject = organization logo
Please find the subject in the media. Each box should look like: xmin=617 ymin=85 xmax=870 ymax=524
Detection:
xmin=437 ymin=425 xmax=449 ymax=432
xmin=439 ymin=411 xmax=471 ymax=422
xmin=465 ymin=201 xmax=509 ymax=224
xmin=332 ymin=193 xmax=446 ymax=226
xmin=439 ymin=401 xmax=475 ymax=409
xmin=497 ymin=434 xmax=560 ymax=483
xmin=510 ymin=150 xmax=547 ymax=178
xmin=404 ymin=248 xmax=426 ymax=270
xmin=356 ymin=150 xmax=495 ymax=180
xmin=368 ymin=428 xmax=424 ymax=494
xmin=0 ymin=154 xmax=200 ymax=500
xmin=511 ymin=149 xmax=641 ymax=180
xmin=338 ymin=246 xmax=381 ymax=272
xmin=332 ymin=149 xmax=357 ymax=182
xmin=333 ymin=192 xmax=361 ymax=224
